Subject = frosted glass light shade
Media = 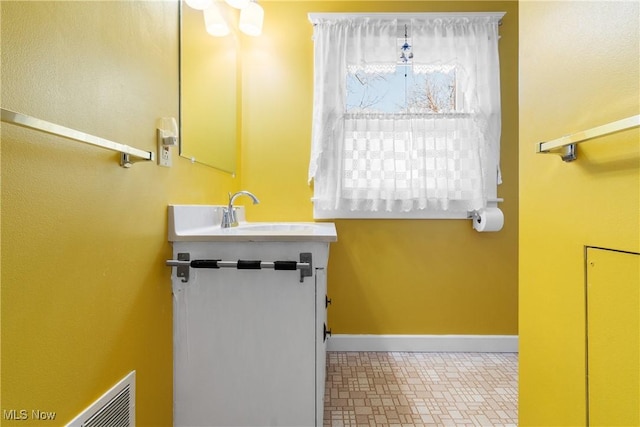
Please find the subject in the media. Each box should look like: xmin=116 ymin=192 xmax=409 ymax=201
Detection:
xmin=203 ymin=4 xmax=230 ymax=37
xmin=185 ymin=0 xmax=213 ymax=10
xmin=239 ymin=1 xmax=264 ymax=36
xmin=225 ymin=0 xmax=250 ymax=9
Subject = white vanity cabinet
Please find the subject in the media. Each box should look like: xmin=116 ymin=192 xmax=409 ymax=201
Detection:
xmin=171 ymin=236 xmax=334 ymax=427
xmin=315 ymin=266 xmax=329 ymax=417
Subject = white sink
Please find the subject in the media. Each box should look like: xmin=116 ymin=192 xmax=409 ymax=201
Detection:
xmin=239 ymin=223 xmax=318 ymax=232
xmin=168 ymin=204 xmax=337 ymax=242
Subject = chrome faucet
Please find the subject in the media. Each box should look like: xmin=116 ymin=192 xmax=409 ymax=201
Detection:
xmin=221 ymin=190 xmax=260 ymax=228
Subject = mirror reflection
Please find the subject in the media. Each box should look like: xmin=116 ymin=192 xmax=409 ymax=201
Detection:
xmin=180 ymin=1 xmax=238 ymax=173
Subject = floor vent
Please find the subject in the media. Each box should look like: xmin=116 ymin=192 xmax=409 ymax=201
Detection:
xmin=67 ymin=371 xmax=135 ymax=427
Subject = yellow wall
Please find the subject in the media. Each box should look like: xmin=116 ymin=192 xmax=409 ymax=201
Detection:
xmin=239 ymin=1 xmax=519 ymax=335
xmin=1 ymin=2 xmax=233 ymax=425
xmin=1 ymin=0 xmax=520 ymax=423
xmin=519 ymin=1 xmax=639 ymax=425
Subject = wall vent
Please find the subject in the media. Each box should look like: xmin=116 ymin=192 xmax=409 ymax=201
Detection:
xmin=66 ymin=371 xmax=135 ymax=427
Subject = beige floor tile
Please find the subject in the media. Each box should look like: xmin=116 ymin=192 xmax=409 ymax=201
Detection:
xmin=324 ymin=352 xmax=518 ymax=426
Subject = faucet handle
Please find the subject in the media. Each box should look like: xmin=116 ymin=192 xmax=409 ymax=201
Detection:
xmin=221 ymin=208 xmax=230 ymax=228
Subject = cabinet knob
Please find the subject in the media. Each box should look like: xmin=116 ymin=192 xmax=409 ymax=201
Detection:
xmin=325 ymin=295 xmax=332 ymax=308
xmin=323 ymin=323 xmax=332 ymax=342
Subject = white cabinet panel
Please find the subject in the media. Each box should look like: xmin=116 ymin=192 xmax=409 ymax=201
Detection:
xmin=315 ymin=267 xmax=328 ymax=426
xmin=172 ymin=241 xmax=331 ymax=426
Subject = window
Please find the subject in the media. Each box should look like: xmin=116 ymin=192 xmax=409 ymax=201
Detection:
xmin=308 ymin=13 xmax=504 ymax=219
xmin=346 ymin=67 xmax=459 ymax=114
xmin=346 ymin=28 xmax=460 ymax=115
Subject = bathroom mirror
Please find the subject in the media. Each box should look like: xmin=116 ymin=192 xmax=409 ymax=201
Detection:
xmin=180 ymin=1 xmax=238 ymax=173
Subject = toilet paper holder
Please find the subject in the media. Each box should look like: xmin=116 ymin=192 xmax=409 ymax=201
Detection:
xmin=468 ymin=210 xmax=481 ymax=222
xmin=467 ymin=199 xmax=504 ymax=232
xmin=467 ymin=198 xmax=503 ymax=221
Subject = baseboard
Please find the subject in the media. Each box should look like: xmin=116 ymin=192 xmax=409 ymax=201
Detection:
xmin=326 ymin=334 xmax=518 ymax=353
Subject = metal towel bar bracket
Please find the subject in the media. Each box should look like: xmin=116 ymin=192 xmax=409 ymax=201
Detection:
xmin=1 ymin=108 xmax=155 ymax=168
xmin=536 ymin=115 xmax=640 ymax=162
xmin=166 ymin=252 xmax=313 ymax=283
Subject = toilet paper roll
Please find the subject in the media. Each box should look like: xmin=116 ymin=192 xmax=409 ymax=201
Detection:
xmin=473 ymin=207 xmax=504 ymax=232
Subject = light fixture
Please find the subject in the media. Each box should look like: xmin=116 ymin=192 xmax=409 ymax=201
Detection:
xmin=225 ymin=0 xmax=250 ymax=9
xmin=238 ymin=1 xmax=264 ymax=37
xmin=185 ymin=0 xmax=213 ymax=10
xmin=185 ymin=0 xmax=264 ymax=38
xmin=203 ymin=3 xmax=230 ymax=37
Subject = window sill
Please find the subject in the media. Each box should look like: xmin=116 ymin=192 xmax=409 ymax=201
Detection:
xmin=313 ymin=209 xmax=469 ymax=220
xmin=312 ymin=199 xmax=502 ymax=220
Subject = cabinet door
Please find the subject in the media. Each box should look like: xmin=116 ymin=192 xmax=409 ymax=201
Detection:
xmin=587 ymin=247 xmax=639 ymax=426
xmin=175 ymin=267 xmax=316 ymax=427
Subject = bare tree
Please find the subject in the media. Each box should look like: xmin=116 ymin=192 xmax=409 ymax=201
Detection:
xmin=346 ymin=71 xmax=390 ymax=111
xmin=406 ymin=72 xmax=456 ymax=113
xmin=346 ymin=68 xmax=456 ymax=114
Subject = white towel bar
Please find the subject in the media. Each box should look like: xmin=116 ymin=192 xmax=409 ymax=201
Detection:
xmin=536 ymin=115 xmax=640 ymax=162
xmin=1 ymin=108 xmax=155 ymax=167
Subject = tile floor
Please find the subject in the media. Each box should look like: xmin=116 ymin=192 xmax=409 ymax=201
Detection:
xmin=323 ymin=352 xmax=518 ymax=427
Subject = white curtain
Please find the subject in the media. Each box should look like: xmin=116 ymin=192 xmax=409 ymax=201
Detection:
xmin=309 ymin=16 xmax=502 ymax=214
